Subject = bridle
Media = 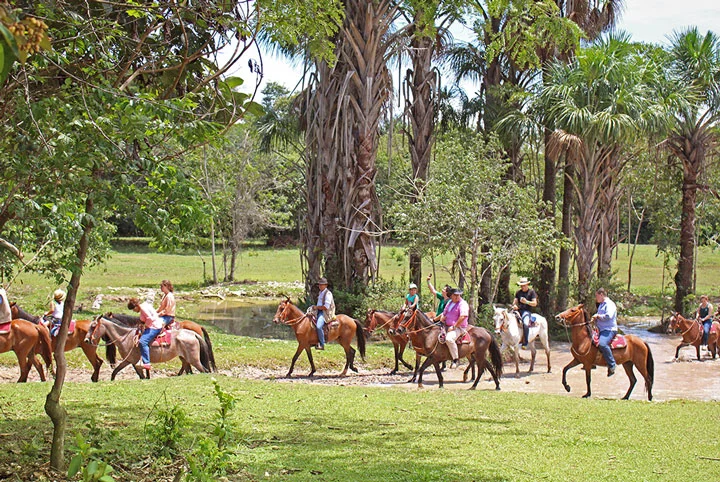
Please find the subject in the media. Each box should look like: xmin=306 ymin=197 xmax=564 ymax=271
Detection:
xmin=557 ymin=307 xmax=595 ymax=357
xmin=273 ymin=302 xmax=308 ymax=326
xmin=85 ymin=316 xmax=137 ymax=347
xmin=669 ymin=314 xmax=702 ymax=343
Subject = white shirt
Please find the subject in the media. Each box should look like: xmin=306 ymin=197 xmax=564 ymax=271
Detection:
xmin=317 ymin=288 xmax=334 ymax=310
xmin=0 ymin=288 xmax=11 ymax=323
xmin=51 ymin=300 xmax=64 ymax=319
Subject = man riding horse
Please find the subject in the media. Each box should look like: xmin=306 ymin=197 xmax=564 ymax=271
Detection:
xmin=440 ymin=287 xmax=469 ymax=369
xmin=591 ymin=288 xmax=618 ymax=377
xmin=311 ymin=277 xmax=335 ymax=350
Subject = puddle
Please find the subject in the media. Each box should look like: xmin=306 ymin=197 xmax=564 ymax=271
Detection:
xmin=193 ymin=299 xmax=292 ymax=340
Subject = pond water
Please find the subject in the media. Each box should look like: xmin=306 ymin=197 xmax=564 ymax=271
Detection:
xmin=193 ymin=299 xmax=294 ymax=340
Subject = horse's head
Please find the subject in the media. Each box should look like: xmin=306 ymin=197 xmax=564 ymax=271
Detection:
xmin=84 ymin=315 xmax=105 ymax=345
xmin=273 ymin=297 xmax=292 ymax=324
xmin=493 ymin=307 xmax=508 ymax=334
xmin=666 ymin=312 xmax=680 ymax=333
xmin=556 ymin=304 xmax=585 ymax=327
xmin=364 ymin=309 xmax=377 ymax=333
xmin=393 ymin=308 xmax=415 ymax=336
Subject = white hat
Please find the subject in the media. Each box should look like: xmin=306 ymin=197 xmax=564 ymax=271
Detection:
xmin=409 ymin=283 xmax=418 ymax=289
xmin=54 ymin=289 xmax=66 ymax=302
xmin=517 ymin=277 xmax=531 ymax=286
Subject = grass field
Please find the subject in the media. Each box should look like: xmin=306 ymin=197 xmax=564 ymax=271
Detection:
xmin=0 ymin=375 xmax=718 ymax=482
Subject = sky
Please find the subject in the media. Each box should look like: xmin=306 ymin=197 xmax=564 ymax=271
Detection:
xmin=238 ymin=0 xmax=720 ymax=96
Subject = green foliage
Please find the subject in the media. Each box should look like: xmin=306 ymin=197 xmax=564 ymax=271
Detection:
xmin=145 ymin=399 xmax=189 ymax=458
xmin=67 ymin=433 xmax=115 ymax=482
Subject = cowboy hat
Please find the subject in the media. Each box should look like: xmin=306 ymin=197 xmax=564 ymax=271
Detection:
xmin=317 ymin=277 xmax=329 ymax=285
xmin=516 ymin=277 xmax=531 ymax=286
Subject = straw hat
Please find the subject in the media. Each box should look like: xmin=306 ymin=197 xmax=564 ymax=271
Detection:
xmin=516 ymin=277 xmax=531 ymax=286
xmin=53 ymin=289 xmax=66 ymax=302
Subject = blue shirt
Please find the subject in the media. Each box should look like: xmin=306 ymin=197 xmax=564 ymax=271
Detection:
xmin=595 ymin=298 xmax=618 ymax=332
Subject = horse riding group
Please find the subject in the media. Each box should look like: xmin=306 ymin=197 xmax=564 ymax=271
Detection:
xmin=274 ymin=277 xmax=656 ymax=401
xmin=667 ymin=294 xmax=720 ymax=361
xmin=0 ymin=281 xmax=216 ymax=383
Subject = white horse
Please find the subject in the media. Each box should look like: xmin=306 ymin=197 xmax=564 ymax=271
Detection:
xmin=493 ymin=307 xmax=551 ymax=374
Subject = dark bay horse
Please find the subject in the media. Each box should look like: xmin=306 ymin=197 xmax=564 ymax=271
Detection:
xmin=395 ymin=309 xmax=502 ymax=390
xmin=0 ymin=318 xmax=53 ymax=382
xmin=85 ymin=316 xmax=211 ymax=380
xmin=104 ymin=312 xmax=217 ymax=373
xmin=556 ymin=304 xmax=654 ymax=400
xmin=273 ymin=298 xmax=366 ymax=377
xmin=364 ymin=309 xmax=415 ymax=374
xmin=12 ymin=303 xmax=104 ymax=382
xmin=667 ymin=312 xmax=719 ymax=360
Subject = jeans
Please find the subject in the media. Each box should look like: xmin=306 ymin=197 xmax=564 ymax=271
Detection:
xmin=520 ymin=311 xmax=532 ymax=346
xmin=702 ymin=320 xmax=712 ymax=345
xmin=597 ymin=329 xmax=617 ymax=369
xmin=139 ymin=327 xmax=163 ymax=364
xmin=316 ymin=311 xmax=326 ymax=347
xmin=161 ymin=315 xmax=175 ymax=327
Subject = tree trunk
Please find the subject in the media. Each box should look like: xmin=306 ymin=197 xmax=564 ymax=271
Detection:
xmin=496 ymin=267 xmax=512 ymax=305
xmin=209 ymin=216 xmax=217 ymax=284
xmin=675 ymin=176 xmax=697 ymax=314
xmin=480 ymin=257 xmax=492 ymax=305
xmin=406 ymin=22 xmax=436 ymax=291
xmin=556 ymin=159 xmax=574 ymax=311
xmin=46 ymin=195 xmax=94 ymax=471
xmin=537 ymin=129 xmax=556 ymax=317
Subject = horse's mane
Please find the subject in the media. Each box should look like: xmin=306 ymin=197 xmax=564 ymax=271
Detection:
xmin=105 ymin=312 xmax=140 ymax=325
xmin=413 ymin=309 xmax=437 ymax=328
xmin=11 ymin=303 xmax=42 ymax=324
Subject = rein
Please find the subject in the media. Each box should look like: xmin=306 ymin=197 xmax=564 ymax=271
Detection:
xmin=674 ymin=316 xmax=703 ymax=344
xmin=559 ymin=310 xmax=595 ymax=358
xmin=277 ymin=309 xmax=308 ymax=326
xmin=402 ymin=311 xmax=444 ymax=357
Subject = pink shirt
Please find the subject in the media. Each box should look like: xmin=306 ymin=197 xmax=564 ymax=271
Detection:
xmin=442 ymin=299 xmax=469 ymax=328
xmin=158 ymin=292 xmax=176 ymax=317
xmin=139 ymin=302 xmax=163 ymax=330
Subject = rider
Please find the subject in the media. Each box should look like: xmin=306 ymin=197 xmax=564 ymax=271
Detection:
xmin=591 ymin=288 xmax=617 ymax=377
xmin=313 ymin=277 xmax=335 ymax=350
xmin=440 ymin=288 xmax=469 ymax=369
xmin=404 ymin=283 xmax=420 ymax=310
xmin=696 ymin=294 xmax=713 ymax=347
xmin=46 ymin=289 xmax=66 ymax=336
xmin=426 ymin=274 xmax=450 ymax=321
xmin=513 ymin=277 xmax=538 ymax=349
xmin=128 ymin=297 xmax=163 ymax=371
xmin=157 ymin=279 xmax=176 ymax=327
xmin=0 ymin=286 xmax=11 ymax=324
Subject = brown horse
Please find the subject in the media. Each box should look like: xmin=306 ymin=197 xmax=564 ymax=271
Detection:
xmin=667 ymin=312 xmax=719 ymax=360
xmin=11 ymin=302 xmax=104 ymax=382
xmin=0 ymin=318 xmax=53 ymax=382
xmin=272 ymin=298 xmax=366 ymax=377
xmin=364 ymin=309 xmax=415 ymax=374
xmin=556 ymin=304 xmax=654 ymax=401
xmin=395 ymin=309 xmax=502 ymax=390
xmin=103 ymin=312 xmax=217 ymax=374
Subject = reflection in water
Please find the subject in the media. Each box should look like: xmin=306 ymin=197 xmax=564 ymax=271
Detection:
xmin=195 ymin=299 xmax=294 ymax=340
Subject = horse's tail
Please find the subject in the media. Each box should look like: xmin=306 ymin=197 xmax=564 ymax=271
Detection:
xmin=35 ymin=324 xmax=54 ymax=375
xmin=488 ymin=334 xmax=503 ymax=378
xmin=200 ymin=326 xmax=217 ymax=372
xmin=355 ymin=318 xmax=366 ymax=361
xmin=644 ymin=341 xmax=654 ymax=394
xmin=105 ymin=336 xmax=117 ymax=366
xmin=196 ymin=334 xmax=212 ymax=373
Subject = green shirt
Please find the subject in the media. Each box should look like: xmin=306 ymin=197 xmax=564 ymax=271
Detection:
xmin=435 ymin=292 xmax=448 ymax=317
xmin=405 ymin=293 xmax=419 ymax=308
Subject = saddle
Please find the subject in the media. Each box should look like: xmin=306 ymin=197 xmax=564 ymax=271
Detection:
xmin=0 ymin=321 xmax=10 ymax=334
xmin=591 ymin=330 xmax=627 ymax=349
xmin=46 ymin=317 xmax=76 ymax=337
xmin=151 ymin=329 xmax=173 ymax=347
xmin=438 ymin=327 xmax=471 ymax=344
xmin=711 ymin=323 xmax=719 ymax=335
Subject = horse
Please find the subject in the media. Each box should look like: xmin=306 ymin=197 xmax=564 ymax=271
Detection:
xmin=11 ymin=302 xmax=105 ymax=382
xmin=0 ymin=317 xmax=53 ymax=382
xmin=667 ymin=312 xmax=719 ymax=360
xmin=493 ymin=307 xmax=551 ymax=375
xmin=272 ymin=298 xmax=366 ymax=378
xmin=395 ymin=309 xmax=502 ymax=390
xmin=103 ymin=312 xmax=217 ymax=373
xmin=365 ymin=309 xmax=416 ymax=375
xmin=85 ymin=315 xmax=211 ymax=380
xmin=556 ymin=304 xmax=654 ymax=401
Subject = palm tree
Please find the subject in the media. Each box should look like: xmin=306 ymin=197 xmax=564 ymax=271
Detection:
xmin=665 ymin=28 xmax=720 ymax=314
xmin=541 ymin=35 xmax=665 ymax=304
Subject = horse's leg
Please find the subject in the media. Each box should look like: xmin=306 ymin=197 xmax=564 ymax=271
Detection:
xmin=339 ymin=341 xmax=352 ymax=377
xmin=285 ymin=345 xmax=304 ymax=378
xmin=561 ymin=358 xmax=581 ymax=392
xmin=398 ymin=340 xmax=414 ymax=370
xmin=416 ymin=356 xmax=435 ymax=389
xmin=16 ymin=351 xmax=32 ymax=383
xmin=189 ymin=353 xmax=206 ymax=374
xmin=306 ymin=347 xmax=316 ymax=377
xmin=582 ymin=365 xmax=592 ymax=398
xmin=462 ymin=355 xmax=474 ymax=382
xmin=390 ymin=342 xmax=400 ymax=375
xmin=696 ymin=343 xmax=701 ymax=361
xmin=348 ymin=345 xmax=358 ymax=373
xmin=111 ymin=360 xmax=133 ymax=381
xmin=621 ymin=361 xmax=637 ymax=400
xmin=407 ymin=353 xmax=421 ymax=383
xmin=674 ymin=343 xmax=687 ymax=360
xmin=528 ymin=341 xmax=537 ymax=373
xmin=31 ymin=356 xmax=46 ymax=382
xmin=433 ymin=360 xmax=444 ymax=389
xmin=81 ymin=344 xmax=104 ymax=383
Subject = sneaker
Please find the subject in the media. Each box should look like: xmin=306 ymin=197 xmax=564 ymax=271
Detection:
xmin=142 ymin=363 xmax=152 ymax=371
xmin=316 ymin=345 xmax=324 ymax=350
xmin=607 ymin=366 xmax=615 ymax=377
xmin=450 ymin=360 xmax=459 ymax=369
xmin=521 ymin=344 xmax=528 ymax=350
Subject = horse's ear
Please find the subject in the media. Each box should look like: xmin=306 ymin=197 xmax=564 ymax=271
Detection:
xmin=577 ymin=304 xmax=584 ymax=310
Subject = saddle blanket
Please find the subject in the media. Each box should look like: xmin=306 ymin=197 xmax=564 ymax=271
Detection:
xmin=0 ymin=321 xmax=10 ymax=334
xmin=151 ymin=330 xmax=172 ymax=347
xmin=591 ymin=331 xmax=627 ymax=349
xmin=460 ymin=332 xmax=471 ymax=344
xmin=711 ymin=323 xmax=719 ymax=335
xmin=50 ymin=320 xmax=76 ymax=337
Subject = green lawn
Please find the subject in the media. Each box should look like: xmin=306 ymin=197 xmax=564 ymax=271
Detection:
xmin=0 ymin=376 xmax=716 ymax=481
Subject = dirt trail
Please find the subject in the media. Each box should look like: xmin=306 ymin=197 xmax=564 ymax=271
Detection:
xmin=1 ymin=329 xmax=718 ymax=401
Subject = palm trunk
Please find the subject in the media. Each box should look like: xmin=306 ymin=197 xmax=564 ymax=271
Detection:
xmin=537 ymin=128 xmax=556 ymax=317
xmin=556 ymin=159 xmax=574 ymax=311
xmin=675 ymin=175 xmax=697 ymax=314
xmin=46 ymin=195 xmax=93 ymax=471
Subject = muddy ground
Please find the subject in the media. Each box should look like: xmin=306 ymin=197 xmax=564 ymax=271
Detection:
xmin=2 ymin=327 xmax=718 ymax=402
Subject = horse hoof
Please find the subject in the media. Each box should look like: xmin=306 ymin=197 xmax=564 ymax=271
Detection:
xmin=418 ymin=383 xmax=424 ymax=389
xmin=469 ymin=386 xmax=476 ymax=391
xmin=582 ymin=393 xmax=591 ymax=398
xmin=564 ymin=385 xmax=571 ymax=393
xmin=495 ymin=386 xmax=501 ymax=391
xmin=390 ymin=370 xmax=397 ymax=375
